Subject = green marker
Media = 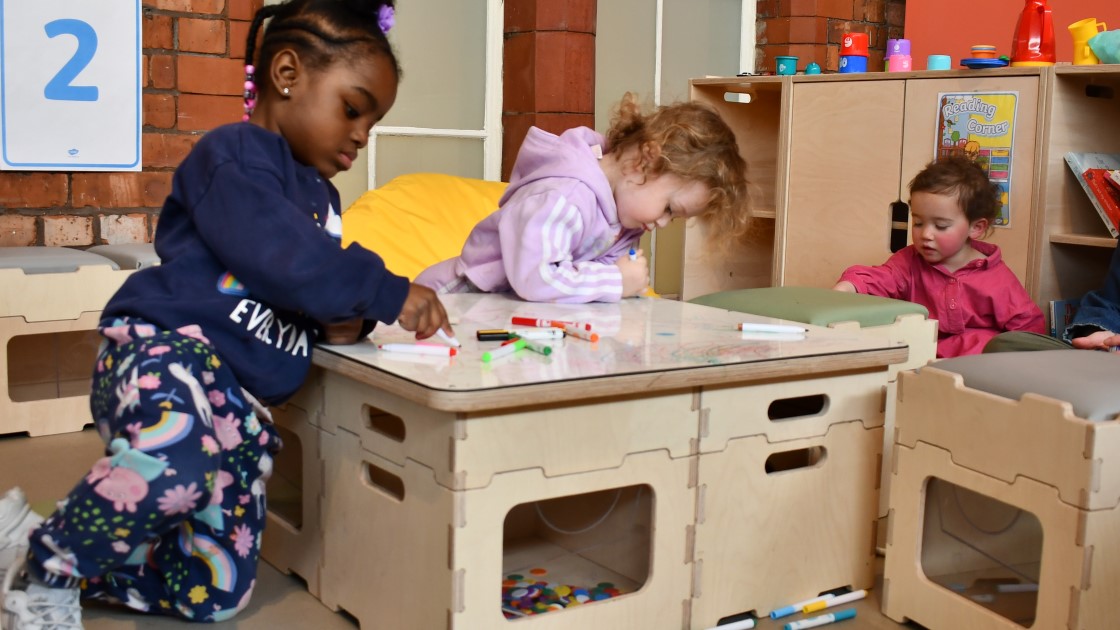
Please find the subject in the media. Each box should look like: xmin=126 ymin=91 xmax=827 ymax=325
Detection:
xmin=481 ymin=338 xmax=526 ymax=362
xmin=517 ymin=335 xmax=553 ymax=356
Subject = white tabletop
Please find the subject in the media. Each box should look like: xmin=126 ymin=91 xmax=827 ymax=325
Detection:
xmin=314 ymin=293 xmax=908 ymax=412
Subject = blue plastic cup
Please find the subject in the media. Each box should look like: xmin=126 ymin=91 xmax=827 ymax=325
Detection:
xmin=927 ymin=54 xmax=952 ymax=70
xmin=839 ymin=54 xmax=868 ymax=73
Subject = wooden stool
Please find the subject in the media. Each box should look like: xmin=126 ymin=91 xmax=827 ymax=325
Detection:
xmin=0 ymin=247 xmax=139 ymax=436
xmin=882 ymin=350 xmax=1120 ymax=630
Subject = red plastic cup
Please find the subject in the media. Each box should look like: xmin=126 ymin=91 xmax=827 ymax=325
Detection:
xmin=840 ymin=32 xmax=869 ymax=56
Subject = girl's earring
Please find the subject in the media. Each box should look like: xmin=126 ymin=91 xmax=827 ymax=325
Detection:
xmin=282 ymin=87 xmax=291 ymax=96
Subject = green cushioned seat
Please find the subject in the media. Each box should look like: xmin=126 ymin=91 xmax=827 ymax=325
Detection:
xmin=689 ymin=287 xmax=928 ymax=328
xmin=931 ymin=350 xmax=1120 ymax=422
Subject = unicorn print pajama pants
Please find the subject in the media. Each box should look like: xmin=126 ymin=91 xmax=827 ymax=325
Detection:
xmin=25 ymin=320 xmax=281 ymax=622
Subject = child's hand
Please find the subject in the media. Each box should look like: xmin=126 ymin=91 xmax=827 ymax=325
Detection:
xmin=1071 ymin=329 xmax=1120 ymax=352
xmin=323 ymin=318 xmax=365 ymax=345
xmin=617 ymin=248 xmax=650 ymax=298
xmin=833 ymin=281 xmax=857 ymax=293
xmin=398 ymin=283 xmax=453 ymax=340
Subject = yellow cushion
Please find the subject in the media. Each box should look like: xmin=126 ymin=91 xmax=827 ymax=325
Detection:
xmin=342 ymin=173 xmax=506 ymax=280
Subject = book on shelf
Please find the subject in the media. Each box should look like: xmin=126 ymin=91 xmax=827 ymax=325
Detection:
xmin=1108 ymin=169 xmax=1120 ymax=194
xmin=1048 ymin=298 xmax=1081 ymax=339
xmin=1064 ymin=152 xmax=1120 ymax=238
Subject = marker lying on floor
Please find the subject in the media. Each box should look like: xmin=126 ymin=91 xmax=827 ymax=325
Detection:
xmin=511 ymin=316 xmax=591 ymax=330
xmin=771 ymin=594 xmax=835 ymax=619
xmin=477 ymin=329 xmax=565 ymax=341
xmin=557 ymin=323 xmax=599 ymax=342
xmin=783 ymin=608 xmax=856 ymax=630
xmin=513 ymin=335 xmax=553 ymax=356
xmin=802 ymin=589 xmax=867 ymax=613
xmin=378 ymin=343 xmax=457 ymax=357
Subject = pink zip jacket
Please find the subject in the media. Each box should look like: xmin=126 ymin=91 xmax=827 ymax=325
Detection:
xmin=416 ymin=126 xmax=644 ymax=303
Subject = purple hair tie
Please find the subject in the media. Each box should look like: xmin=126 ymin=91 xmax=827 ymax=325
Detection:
xmin=378 ymin=5 xmax=394 ymax=34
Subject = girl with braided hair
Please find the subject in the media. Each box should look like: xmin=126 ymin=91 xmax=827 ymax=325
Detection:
xmin=0 ymin=1 xmax=449 ymax=626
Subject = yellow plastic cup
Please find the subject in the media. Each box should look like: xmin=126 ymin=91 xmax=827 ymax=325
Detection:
xmin=1069 ymin=18 xmax=1107 ymax=65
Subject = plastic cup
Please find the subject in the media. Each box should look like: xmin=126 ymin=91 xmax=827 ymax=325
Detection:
xmin=838 ymin=55 xmax=868 ymax=74
xmin=1069 ymin=18 xmax=1107 ymax=65
xmin=926 ymin=54 xmax=951 ymax=70
xmin=840 ymin=32 xmax=869 ymax=56
xmin=775 ymin=55 xmax=798 ymax=75
xmin=888 ymin=54 xmax=913 ymax=72
xmin=888 ymin=38 xmax=911 ymax=56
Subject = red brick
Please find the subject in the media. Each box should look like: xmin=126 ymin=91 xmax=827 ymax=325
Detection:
xmin=178 ymin=56 xmax=242 ymax=95
xmin=178 ymin=94 xmax=242 ymax=131
xmin=72 ymin=173 xmax=173 ymax=209
xmin=886 ymin=1 xmax=905 ymax=27
xmin=146 ymin=0 xmax=225 ymax=15
xmin=758 ymin=0 xmax=780 ymax=19
xmin=142 ymin=55 xmax=150 ymax=87
xmin=0 ymin=215 xmax=37 ymax=246
xmin=144 ymin=93 xmax=177 ymax=129
xmin=149 ymin=54 xmax=176 ymax=89
xmin=533 ymin=31 xmax=594 ymax=113
xmin=143 ymin=132 xmax=199 ymax=168
xmin=819 ymin=0 xmax=854 ymax=19
xmin=789 ymin=16 xmax=828 ymax=43
xmin=228 ymin=0 xmax=263 ymax=21
xmin=230 ymin=20 xmax=251 ymax=60
xmin=0 ymin=173 xmax=69 ymax=208
xmin=825 ymin=45 xmax=840 ymax=71
xmin=143 ymin=13 xmax=174 ymax=50
xmin=43 ymin=215 xmax=94 ymax=247
xmin=179 ymin=18 xmax=227 ymax=54
xmin=860 ymin=0 xmax=885 ymax=22
xmin=99 ymin=213 xmax=152 ymax=244
xmin=760 ymin=18 xmax=791 ymax=45
xmin=505 ymin=0 xmax=595 ymax=34
xmin=503 ymin=33 xmax=535 ymax=112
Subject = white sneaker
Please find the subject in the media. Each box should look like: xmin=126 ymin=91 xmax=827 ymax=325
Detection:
xmin=1 ymin=555 xmax=82 ymax=630
xmin=0 ymin=488 xmax=43 ymax=586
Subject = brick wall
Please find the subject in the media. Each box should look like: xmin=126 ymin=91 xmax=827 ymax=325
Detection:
xmin=502 ymin=0 xmax=595 ymax=183
xmin=757 ymin=0 xmax=906 ymax=73
xmin=0 ymin=0 xmax=261 ymax=247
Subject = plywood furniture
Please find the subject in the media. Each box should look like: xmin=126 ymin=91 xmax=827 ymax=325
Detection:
xmin=681 ymin=67 xmax=1120 ymax=328
xmin=261 ymin=292 xmax=907 ymax=629
xmin=882 ymin=352 xmax=1120 ymax=630
xmin=0 ymin=247 xmax=139 ymax=436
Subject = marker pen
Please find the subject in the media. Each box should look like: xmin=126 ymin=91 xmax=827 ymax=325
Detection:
xmin=511 ymin=316 xmax=591 ymax=331
xmin=510 ymin=328 xmax=565 ymax=340
xmin=738 ymin=322 xmax=808 ymax=334
xmin=435 ymin=328 xmax=461 ymax=347
xmin=771 ymin=594 xmax=835 ymax=619
xmin=558 ymin=323 xmax=599 ymax=342
xmin=783 ymin=608 xmax=856 ymax=630
xmin=481 ymin=338 xmax=526 ymax=362
xmin=802 ymin=589 xmax=867 ymax=613
xmin=378 ymin=343 xmax=458 ymax=357
xmin=513 ymin=336 xmax=553 ymax=356
xmin=702 ymin=617 xmax=755 ymax=630
xmin=629 ymin=247 xmax=638 ymax=261
xmin=477 ymin=329 xmax=514 ymax=341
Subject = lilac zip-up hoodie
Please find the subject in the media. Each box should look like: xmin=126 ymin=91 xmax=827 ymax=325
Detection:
xmin=416 ymin=126 xmax=644 ymax=303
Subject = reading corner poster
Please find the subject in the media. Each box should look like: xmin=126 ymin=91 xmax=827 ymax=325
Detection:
xmin=934 ymin=92 xmax=1018 ymax=227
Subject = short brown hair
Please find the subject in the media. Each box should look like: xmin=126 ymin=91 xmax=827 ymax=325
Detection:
xmin=909 ymin=156 xmax=1001 ymax=225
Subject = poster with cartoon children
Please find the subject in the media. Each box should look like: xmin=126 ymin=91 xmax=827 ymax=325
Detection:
xmin=935 ymin=92 xmax=1018 ymax=227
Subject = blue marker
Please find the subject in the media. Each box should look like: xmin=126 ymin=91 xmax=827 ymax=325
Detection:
xmin=629 ymin=247 xmax=638 ymax=260
xmin=771 ymin=594 xmax=834 ymax=619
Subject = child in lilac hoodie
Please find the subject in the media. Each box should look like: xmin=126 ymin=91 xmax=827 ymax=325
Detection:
xmin=416 ymin=93 xmax=749 ymax=303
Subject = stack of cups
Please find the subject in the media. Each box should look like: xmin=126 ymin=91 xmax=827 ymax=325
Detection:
xmin=839 ymin=32 xmax=869 ymax=73
xmin=886 ymin=38 xmax=912 ymax=72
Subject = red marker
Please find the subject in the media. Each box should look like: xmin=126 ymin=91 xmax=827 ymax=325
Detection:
xmin=511 ymin=316 xmax=591 ymax=331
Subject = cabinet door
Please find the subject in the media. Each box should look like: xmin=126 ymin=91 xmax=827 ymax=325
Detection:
xmin=778 ymin=80 xmax=906 ymax=287
xmin=901 ymin=75 xmax=1041 ymax=286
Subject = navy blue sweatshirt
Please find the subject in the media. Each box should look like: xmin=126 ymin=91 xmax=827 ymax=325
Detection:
xmin=103 ymin=123 xmax=409 ymax=404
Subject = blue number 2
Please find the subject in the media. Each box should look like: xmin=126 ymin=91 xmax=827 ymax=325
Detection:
xmin=43 ymin=19 xmax=99 ymax=102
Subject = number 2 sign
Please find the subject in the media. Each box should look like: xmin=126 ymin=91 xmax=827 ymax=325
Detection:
xmin=0 ymin=0 xmax=140 ymax=171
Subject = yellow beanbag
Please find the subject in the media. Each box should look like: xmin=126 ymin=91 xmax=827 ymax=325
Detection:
xmin=342 ymin=173 xmax=506 ymax=280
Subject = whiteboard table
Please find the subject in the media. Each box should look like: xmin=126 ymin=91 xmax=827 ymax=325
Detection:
xmin=263 ymin=293 xmax=908 ymax=630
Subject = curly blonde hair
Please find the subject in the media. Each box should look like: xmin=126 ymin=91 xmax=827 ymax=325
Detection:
xmin=605 ymin=92 xmax=750 ymax=240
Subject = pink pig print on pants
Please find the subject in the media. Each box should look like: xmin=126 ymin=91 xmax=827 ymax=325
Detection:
xmin=93 ymin=466 xmax=150 ymax=513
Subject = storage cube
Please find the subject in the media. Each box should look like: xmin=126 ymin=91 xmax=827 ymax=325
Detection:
xmin=882 ymin=353 xmax=1120 ymax=630
xmin=691 ymin=420 xmax=882 ymax=627
xmin=318 ymin=430 xmax=697 ymax=629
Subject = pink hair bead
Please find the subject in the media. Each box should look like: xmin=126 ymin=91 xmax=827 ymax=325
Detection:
xmin=244 ymin=80 xmax=254 ymax=90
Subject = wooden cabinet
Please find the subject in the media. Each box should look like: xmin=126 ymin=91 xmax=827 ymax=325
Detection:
xmin=681 ymin=67 xmax=1116 ymax=317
